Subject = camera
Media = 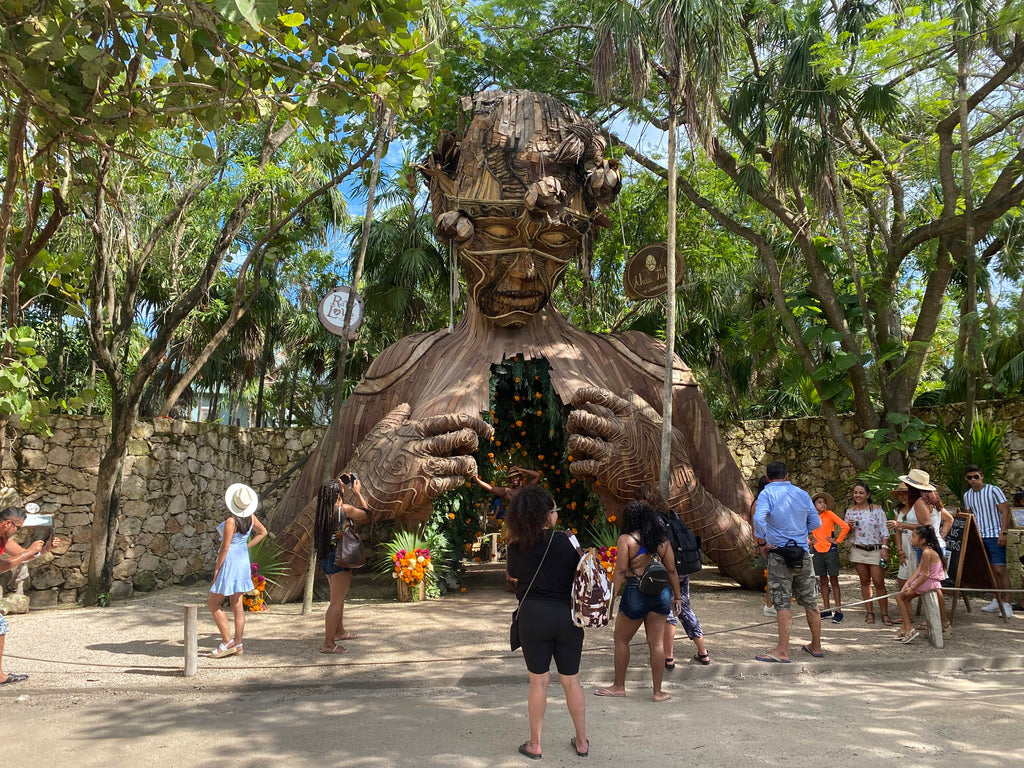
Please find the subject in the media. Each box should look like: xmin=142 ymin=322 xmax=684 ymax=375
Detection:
xmin=339 ymin=472 xmax=357 ymax=485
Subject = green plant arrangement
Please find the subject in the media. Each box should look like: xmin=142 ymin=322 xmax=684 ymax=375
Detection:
xmin=247 ymin=537 xmax=289 ymax=588
xmin=375 ymin=524 xmax=454 ymax=601
xmin=926 ymin=414 xmax=1006 ymax=501
xmin=582 ymin=516 xmax=620 ymax=550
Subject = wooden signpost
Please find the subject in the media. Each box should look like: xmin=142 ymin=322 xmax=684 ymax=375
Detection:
xmin=943 ymin=511 xmax=1006 ymax=621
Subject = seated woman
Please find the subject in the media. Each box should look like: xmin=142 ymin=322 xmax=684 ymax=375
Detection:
xmin=894 ymin=525 xmax=948 ymax=643
xmin=505 ymin=486 xmax=587 ymax=760
xmin=595 ymin=501 xmax=682 ymax=702
xmin=313 ymin=474 xmax=370 ymax=655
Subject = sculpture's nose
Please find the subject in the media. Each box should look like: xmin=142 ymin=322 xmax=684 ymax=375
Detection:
xmin=507 ymin=252 xmax=537 ymax=279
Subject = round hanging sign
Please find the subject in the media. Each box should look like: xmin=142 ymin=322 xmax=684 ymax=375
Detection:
xmin=623 ymin=243 xmax=685 ymax=300
xmin=317 ymin=286 xmax=364 ymax=339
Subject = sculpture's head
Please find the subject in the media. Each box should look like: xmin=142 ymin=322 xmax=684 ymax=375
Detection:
xmin=421 ymin=90 xmax=621 ymax=328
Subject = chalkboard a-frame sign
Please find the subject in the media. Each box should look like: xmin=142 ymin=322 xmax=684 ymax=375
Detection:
xmin=943 ymin=511 xmax=1006 ymax=621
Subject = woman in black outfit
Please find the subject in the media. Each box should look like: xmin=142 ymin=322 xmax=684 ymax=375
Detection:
xmin=506 ymin=486 xmax=588 ymax=760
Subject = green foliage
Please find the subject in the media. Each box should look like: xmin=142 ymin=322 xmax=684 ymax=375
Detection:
xmin=863 ymin=414 xmax=929 ymax=459
xmin=582 ymin=516 xmax=620 ymax=549
xmin=374 ymin=523 xmax=454 ymax=599
xmin=925 ymin=414 xmax=1006 ymax=501
xmin=247 ymin=537 xmax=289 ymax=590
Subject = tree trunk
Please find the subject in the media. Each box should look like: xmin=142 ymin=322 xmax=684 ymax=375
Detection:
xmin=659 ymin=92 xmax=679 ymax=501
xmin=959 ymin=43 xmax=978 ymax=449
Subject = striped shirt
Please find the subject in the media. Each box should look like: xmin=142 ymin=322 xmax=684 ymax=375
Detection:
xmin=963 ymin=483 xmax=1007 ymax=538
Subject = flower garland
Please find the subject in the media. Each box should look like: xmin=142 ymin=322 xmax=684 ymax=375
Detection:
xmin=243 ymin=563 xmax=268 ymax=612
xmin=392 ymin=548 xmax=432 ymax=585
xmin=597 ymin=545 xmax=617 ymax=576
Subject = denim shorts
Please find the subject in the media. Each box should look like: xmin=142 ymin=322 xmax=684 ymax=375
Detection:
xmin=618 ymin=578 xmax=671 ymax=620
xmin=320 ymin=552 xmax=352 ymax=576
xmin=982 ymin=537 xmax=1007 ymax=566
xmin=0 ymin=612 xmax=8 ymax=636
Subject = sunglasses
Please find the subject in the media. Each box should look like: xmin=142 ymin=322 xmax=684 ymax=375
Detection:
xmin=966 ymin=474 xmax=982 ymax=480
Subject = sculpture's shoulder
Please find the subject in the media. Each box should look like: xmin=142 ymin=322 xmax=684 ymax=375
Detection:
xmin=356 ymin=328 xmax=453 ymax=395
xmin=595 ymin=329 xmax=697 ymax=386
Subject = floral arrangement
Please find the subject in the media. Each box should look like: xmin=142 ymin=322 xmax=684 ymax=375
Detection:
xmin=596 ymin=545 xmax=617 ymax=576
xmin=243 ymin=563 xmax=268 ymax=612
xmin=393 ymin=547 xmax=432 ymax=585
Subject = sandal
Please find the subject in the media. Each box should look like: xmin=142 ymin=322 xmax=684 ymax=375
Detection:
xmin=210 ymin=642 xmax=239 ymax=659
xmin=881 ymin=614 xmax=894 ymax=626
xmin=865 ymin=612 xmax=875 ymax=624
xmin=693 ymin=652 xmax=710 ymax=666
xmin=664 ymin=657 xmax=675 ymax=670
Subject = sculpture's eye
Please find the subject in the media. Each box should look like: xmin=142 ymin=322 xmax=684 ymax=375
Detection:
xmin=481 ymin=224 xmax=518 ymax=242
xmin=537 ymin=230 xmax=574 ymax=247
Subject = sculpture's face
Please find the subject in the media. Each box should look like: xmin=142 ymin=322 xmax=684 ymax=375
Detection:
xmin=459 ymin=207 xmax=588 ymax=328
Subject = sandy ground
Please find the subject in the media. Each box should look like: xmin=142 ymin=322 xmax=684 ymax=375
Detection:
xmin=2 ymin=564 xmax=1023 ymax=766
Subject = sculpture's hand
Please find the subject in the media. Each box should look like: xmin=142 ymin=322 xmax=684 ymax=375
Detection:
xmin=346 ymin=404 xmax=494 ymax=520
xmin=566 ymin=387 xmax=667 ymax=499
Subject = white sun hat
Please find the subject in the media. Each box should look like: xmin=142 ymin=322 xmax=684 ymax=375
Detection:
xmin=225 ymin=483 xmax=259 ymax=518
xmin=898 ymin=468 xmax=936 ymax=492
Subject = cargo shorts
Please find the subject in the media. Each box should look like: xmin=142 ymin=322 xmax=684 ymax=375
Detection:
xmin=767 ymin=550 xmax=818 ymax=611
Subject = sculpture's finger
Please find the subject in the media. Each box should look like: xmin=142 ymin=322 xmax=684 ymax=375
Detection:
xmin=566 ymin=409 xmax=619 ymax=441
xmin=570 ymin=386 xmax=630 ymax=416
xmin=426 ymin=455 xmax=478 ymax=479
xmin=578 ymin=401 xmax=616 ymax=420
xmin=567 ymin=434 xmax=612 ymax=460
xmin=426 ymin=475 xmax=468 ymax=498
xmin=569 ymin=458 xmax=601 ymax=479
xmin=419 ymin=413 xmax=494 ymax=442
xmin=421 ymin=428 xmax=481 ymax=457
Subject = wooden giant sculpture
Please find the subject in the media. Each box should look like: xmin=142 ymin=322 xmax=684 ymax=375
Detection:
xmin=269 ymin=90 xmax=759 ymax=599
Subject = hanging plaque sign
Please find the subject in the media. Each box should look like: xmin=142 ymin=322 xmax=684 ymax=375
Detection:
xmin=623 ymin=243 xmax=685 ymax=300
xmin=317 ymin=286 xmax=364 ymax=339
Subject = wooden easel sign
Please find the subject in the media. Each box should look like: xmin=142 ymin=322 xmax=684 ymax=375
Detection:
xmin=944 ymin=511 xmax=1006 ymax=621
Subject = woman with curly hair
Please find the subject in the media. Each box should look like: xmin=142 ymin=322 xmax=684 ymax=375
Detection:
xmin=595 ymin=500 xmax=682 ymax=702
xmin=313 ymin=474 xmax=369 ymax=655
xmin=633 ymin=484 xmax=710 ymax=667
xmin=505 ymin=486 xmax=587 ymax=759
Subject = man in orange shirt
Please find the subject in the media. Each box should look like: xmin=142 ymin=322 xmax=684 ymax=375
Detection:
xmin=810 ymin=492 xmax=850 ymax=623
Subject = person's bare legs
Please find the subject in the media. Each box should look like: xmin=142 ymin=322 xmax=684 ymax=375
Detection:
xmin=693 ymin=635 xmax=708 ymax=659
xmin=523 ymin=671 xmax=549 ymax=756
xmin=643 ymin=612 xmax=670 ymax=701
xmin=558 ymin=672 xmax=587 ymax=754
xmin=854 ymin=562 xmax=874 ymax=619
xmin=207 ymin=592 xmax=231 ymax=644
xmin=323 ymin=570 xmax=354 ymax=650
xmin=818 ymin=574 xmax=831 ymax=609
xmin=663 ymin=621 xmax=676 ymax=664
xmin=870 ymin=563 xmax=889 ymax=619
xmin=829 ymin=575 xmax=842 ymax=612
xmin=0 ymin=633 xmax=8 ymax=683
xmin=803 ymin=604 xmax=822 ymax=654
xmin=895 ymin=591 xmax=913 ymax=636
xmin=768 ymin=608 xmax=793 ymax=660
xmin=992 ymin=565 xmax=1011 ymax=606
xmin=228 ymin=592 xmax=245 ymax=647
xmin=598 ymin=612 xmax=642 ymax=695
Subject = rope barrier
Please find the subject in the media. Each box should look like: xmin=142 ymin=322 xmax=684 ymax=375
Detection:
xmin=5 ymin=586 xmax=1020 ymax=675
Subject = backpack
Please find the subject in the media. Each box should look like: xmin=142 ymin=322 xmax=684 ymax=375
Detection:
xmin=665 ymin=514 xmax=703 ymax=576
xmin=568 ymin=535 xmax=612 ymax=628
xmin=637 ymin=556 xmax=669 ymax=595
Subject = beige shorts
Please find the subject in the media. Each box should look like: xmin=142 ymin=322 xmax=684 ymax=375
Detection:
xmin=849 ymin=545 xmax=886 ymax=566
xmin=766 ymin=551 xmax=817 ymax=610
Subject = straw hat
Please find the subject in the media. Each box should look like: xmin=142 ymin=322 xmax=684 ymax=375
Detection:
xmin=811 ymin=492 xmax=835 ymax=510
xmin=898 ymin=469 xmax=936 ymax=492
xmin=224 ymin=483 xmax=258 ymax=518
xmin=889 ymin=482 xmax=909 ymax=500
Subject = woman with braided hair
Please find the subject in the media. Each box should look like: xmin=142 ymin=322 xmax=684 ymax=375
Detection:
xmin=313 ymin=474 xmax=369 ymax=654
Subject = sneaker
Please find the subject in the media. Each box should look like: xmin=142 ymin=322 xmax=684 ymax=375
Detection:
xmin=763 ymin=604 xmax=777 ymax=616
xmin=832 ymin=610 xmax=844 ymax=624
xmin=1001 ymin=603 xmax=1014 ymax=617
xmin=980 ymin=598 xmax=1001 ymax=613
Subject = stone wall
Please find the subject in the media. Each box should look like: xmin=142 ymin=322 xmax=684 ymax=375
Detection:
xmin=4 ymin=399 xmax=1024 ymax=604
xmin=1 ymin=416 xmax=324 ymax=606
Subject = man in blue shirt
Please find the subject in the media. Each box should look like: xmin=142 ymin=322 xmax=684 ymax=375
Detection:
xmin=753 ymin=462 xmax=823 ymax=662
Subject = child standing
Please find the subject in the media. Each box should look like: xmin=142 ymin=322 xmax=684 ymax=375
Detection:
xmin=810 ymin=492 xmax=850 ymax=623
xmin=894 ymin=525 xmax=948 ymax=643
xmin=208 ymin=483 xmax=266 ymax=658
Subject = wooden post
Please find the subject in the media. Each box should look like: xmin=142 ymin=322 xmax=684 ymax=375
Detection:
xmin=920 ymin=591 xmax=944 ymax=649
xmin=489 ymin=533 xmax=499 ymax=563
xmin=184 ymin=605 xmax=198 ymax=677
